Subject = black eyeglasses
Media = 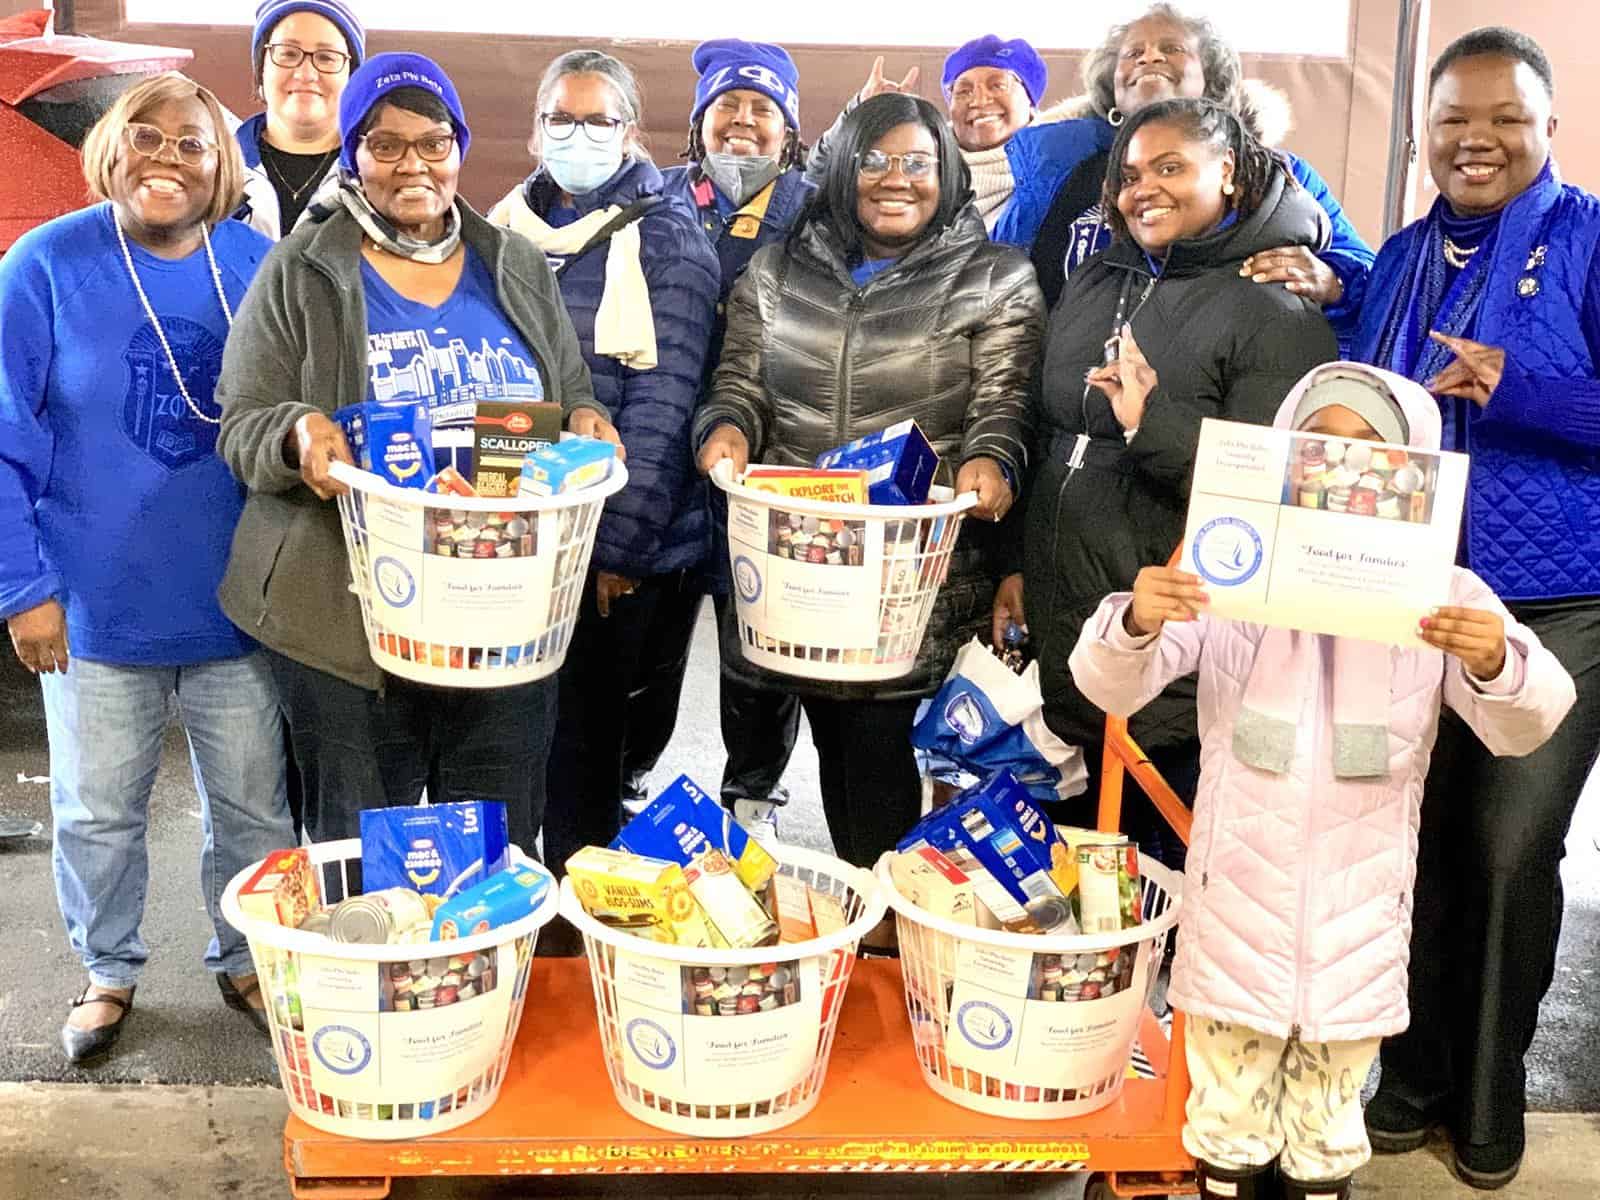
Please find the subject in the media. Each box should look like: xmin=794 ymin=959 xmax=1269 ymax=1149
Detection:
xmin=125 ymin=123 xmax=216 ymax=166
xmin=539 ymin=112 xmax=627 ymax=144
xmin=360 ymin=132 xmax=457 ymax=163
xmin=857 ymin=150 xmax=939 ymax=181
xmin=265 ymin=43 xmax=351 ymax=74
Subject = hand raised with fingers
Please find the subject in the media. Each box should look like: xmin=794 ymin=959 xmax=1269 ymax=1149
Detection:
xmin=1426 ymin=332 xmax=1506 ymax=408
xmin=859 ymin=55 xmax=920 ymax=102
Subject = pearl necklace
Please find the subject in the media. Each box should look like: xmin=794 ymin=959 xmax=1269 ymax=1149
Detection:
xmin=115 ymin=216 xmax=234 ymax=426
xmin=1442 ymin=236 xmax=1480 ymax=270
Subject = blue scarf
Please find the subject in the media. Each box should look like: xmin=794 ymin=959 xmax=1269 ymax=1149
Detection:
xmin=1374 ymin=161 xmax=1554 ymax=384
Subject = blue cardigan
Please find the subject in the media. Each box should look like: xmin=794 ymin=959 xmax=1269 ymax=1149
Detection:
xmin=993 ymin=116 xmax=1374 ymax=339
xmin=521 ymin=159 xmax=720 ymax=578
xmin=1354 ymin=168 xmax=1600 ymax=602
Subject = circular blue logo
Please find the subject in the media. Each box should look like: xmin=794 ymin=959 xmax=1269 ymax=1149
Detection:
xmin=943 ymin=693 xmax=987 ymax=745
xmin=733 ymin=554 xmax=762 ymax=603
xmin=312 ymin=1025 xmax=373 ymax=1075
xmin=955 ymin=1000 xmax=1014 ymax=1051
xmin=1191 ymin=517 xmax=1264 ymax=588
xmin=373 ymin=556 xmax=416 ymax=607
xmin=625 ymin=1018 xmax=677 ymax=1070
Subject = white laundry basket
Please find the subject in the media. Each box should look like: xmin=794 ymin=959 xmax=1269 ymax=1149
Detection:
xmin=221 ymin=839 xmax=557 ymax=1140
xmin=328 ymin=457 xmax=627 ymax=687
xmin=559 ymin=846 xmax=887 ymax=1137
xmin=710 ymin=461 xmax=978 ymax=681
xmin=878 ymin=854 xmax=1182 ymax=1119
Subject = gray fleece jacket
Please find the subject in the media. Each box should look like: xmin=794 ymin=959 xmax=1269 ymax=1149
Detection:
xmin=215 ymin=202 xmax=601 ymax=690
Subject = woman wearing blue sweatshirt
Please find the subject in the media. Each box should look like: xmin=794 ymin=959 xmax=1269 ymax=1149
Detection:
xmin=488 ymin=50 xmax=718 ymax=879
xmin=0 ymin=75 xmax=292 ymax=1064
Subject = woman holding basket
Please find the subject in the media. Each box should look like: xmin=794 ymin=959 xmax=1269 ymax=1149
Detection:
xmin=694 ymin=93 xmax=1044 ymax=865
xmin=216 ymin=53 xmax=617 ymax=854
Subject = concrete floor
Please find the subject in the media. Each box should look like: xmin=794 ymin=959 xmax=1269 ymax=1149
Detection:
xmin=2 ymin=602 xmax=1599 ymax=1198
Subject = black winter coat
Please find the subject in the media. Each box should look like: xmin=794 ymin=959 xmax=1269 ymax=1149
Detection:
xmin=1023 ymin=170 xmax=1339 ymax=753
xmin=695 ymin=206 xmax=1046 ymax=700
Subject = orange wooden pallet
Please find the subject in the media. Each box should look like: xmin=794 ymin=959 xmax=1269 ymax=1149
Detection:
xmin=282 ymin=717 xmax=1195 ymax=1199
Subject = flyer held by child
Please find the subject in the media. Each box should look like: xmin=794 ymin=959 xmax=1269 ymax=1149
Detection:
xmin=1179 ymin=408 xmax=1469 ymax=648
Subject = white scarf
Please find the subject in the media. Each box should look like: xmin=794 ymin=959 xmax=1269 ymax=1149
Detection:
xmin=962 ymin=142 xmax=1016 ymax=231
xmin=487 ymin=185 xmax=657 ymax=369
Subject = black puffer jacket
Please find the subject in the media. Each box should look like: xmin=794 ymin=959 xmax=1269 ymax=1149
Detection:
xmin=1023 ymin=171 xmax=1338 ymax=753
xmin=695 ymin=206 xmax=1045 ymax=700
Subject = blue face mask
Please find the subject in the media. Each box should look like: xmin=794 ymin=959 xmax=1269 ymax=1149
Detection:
xmin=541 ymin=138 xmax=625 ymax=196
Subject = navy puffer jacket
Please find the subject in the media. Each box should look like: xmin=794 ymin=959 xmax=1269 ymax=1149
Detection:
xmin=507 ymin=159 xmax=720 ymax=578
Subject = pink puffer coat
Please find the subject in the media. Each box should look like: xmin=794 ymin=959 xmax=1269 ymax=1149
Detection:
xmin=1067 ymin=366 xmax=1576 ymax=1043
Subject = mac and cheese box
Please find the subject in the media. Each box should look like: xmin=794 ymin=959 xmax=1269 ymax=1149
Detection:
xmin=334 ymin=401 xmax=432 ymax=489
xmin=360 ymin=802 xmax=510 ymax=899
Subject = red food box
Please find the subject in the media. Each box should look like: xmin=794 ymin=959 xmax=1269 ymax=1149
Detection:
xmin=236 ymin=848 xmax=321 ymax=928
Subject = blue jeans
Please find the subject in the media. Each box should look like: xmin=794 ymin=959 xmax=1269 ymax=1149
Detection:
xmin=42 ymin=653 xmax=292 ymax=989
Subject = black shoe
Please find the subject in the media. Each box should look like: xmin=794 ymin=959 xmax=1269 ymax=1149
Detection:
xmin=1364 ymin=1086 xmax=1444 ymax=1153
xmin=1454 ymin=1126 xmax=1525 ymax=1191
xmin=1196 ymin=1159 xmax=1276 ymax=1200
xmin=61 ymin=986 xmax=135 ymax=1065
xmin=1280 ymin=1173 xmax=1352 ymax=1200
xmin=217 ymin=972 xmax=271 ymax=1036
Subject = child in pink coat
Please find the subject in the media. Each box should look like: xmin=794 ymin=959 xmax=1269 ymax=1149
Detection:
xmin=1068 ymin=362 xmax=1575 ymax=1200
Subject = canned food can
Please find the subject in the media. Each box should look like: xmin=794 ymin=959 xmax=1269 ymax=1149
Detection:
xmin=329 ymin=896 xmax=393 ymax=944
xmin=297 ymin=909 xmax=333 ymax=937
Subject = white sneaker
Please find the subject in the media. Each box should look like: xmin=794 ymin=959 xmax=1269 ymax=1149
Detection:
xmin=732 ymin=799 xmax=780 ymax=848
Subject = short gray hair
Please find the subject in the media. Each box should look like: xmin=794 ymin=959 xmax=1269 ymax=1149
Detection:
xmin=532 ymin=49 xmax=648 ymax=159
xmin=1082 ymin=3 xmax=1246 ymax=128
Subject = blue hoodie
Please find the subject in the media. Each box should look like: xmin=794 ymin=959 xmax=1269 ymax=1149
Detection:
xmin=0 ymin=204 xmax=271 ymax=664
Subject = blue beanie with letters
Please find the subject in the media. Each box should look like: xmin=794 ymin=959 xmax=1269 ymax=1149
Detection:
xmin=690 ymin=39 xmax=801 ymax=130
xmin=339 ymin=52 xmax=471 ymax=173
xmin=942 ymin=35 xmax=1047 ymax=106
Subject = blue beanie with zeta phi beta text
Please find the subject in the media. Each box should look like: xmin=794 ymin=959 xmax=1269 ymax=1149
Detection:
xmin=338 ymin=52 xmax=472 ymax=173
xmin=690 ymin=39 xmax=801 ymax=130
xmin=252 ymin=1 xmax=366 ymax=70
xmin=941 ymin=35 xmax=1047 ymax=106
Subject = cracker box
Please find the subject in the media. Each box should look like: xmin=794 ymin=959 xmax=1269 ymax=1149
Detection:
xmin=889 ymin=846 xmax=978 ymax=925
xmin=743 ymin=467 xmax=868 ymax=504
xmin=613 ymin=774 xmax=777 ymax=893
xmin=236 ymin=847 xmax=321 ymax=927
xmin=473 ymin=401 xmax=563 ymax=497
xmin=518 ymin=437 xmax=615 ymax=497
xmin=359 ymin=802 xmax=510 ymax=899
xmin=682 ymin=849 xmax=779 ymax=948
xmin=565 ymin=847 xmax=720 ymax=947
xmin=430 ymin=865 xmax=551 ymax=940
xmin=333 ymin=401 xmax=432 ymax=490
xmin=767 ymin=873 xmax=818 ymax=942
xmin=814 ymin=419 xmax=938 ymax=506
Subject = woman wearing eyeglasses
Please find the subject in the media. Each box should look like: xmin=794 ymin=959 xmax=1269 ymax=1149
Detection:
xmin=216 ymin=54 xmax=616 ymax=858
xmin=487 ymin=50 xmax=718 ymax=877
xmin=694 ymin=93 xmax=1044 ymax=865
xmin=0 ymin=74 xmax=292 ymax=1063
xmin=234 ymin=1 xmax=364 ymax=239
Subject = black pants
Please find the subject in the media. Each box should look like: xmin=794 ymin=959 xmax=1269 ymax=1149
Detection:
xmin=1379 ymin=598 xmax=1600 ymax=1147
xmin=265 ymin=649 xmax=556 ymax=854
xmin=800 ymin=694 xmax=923 ymax=866
xmin=712 ymin=592 xmax=800 ymax=806
xmin=544 ymin=570 xmax=703 ymax=876
xmin=618 ymin=586 xmax=704 ymax=805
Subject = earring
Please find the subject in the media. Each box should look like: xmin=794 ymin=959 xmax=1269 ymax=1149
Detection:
xmin=1222 ymin=181 xmax=1236 ymax=196
xmin=1107 ymin=107 xmax=1124 ymax=127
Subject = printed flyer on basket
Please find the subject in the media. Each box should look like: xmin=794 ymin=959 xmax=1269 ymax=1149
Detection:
xmin=1180 ymin=418 xmax=1470 ymax=648
xmin=354 ymin=487 xmax=562 ymax=661
xmin=272 ymin=943 xmax=518 ymax=1109
xmin=610 ymin=945 xmax=824 ymax=1105
xmin=944 ymin=939 xmax=1150 ymax=1098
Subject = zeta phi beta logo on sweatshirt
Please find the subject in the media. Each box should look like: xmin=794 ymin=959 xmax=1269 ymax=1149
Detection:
xmin=121 ymin=317 xmax=226 ymax=472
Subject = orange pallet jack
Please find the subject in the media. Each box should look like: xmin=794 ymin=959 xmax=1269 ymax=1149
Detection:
xmin=282 ymin=716 xmax=1196 ymax=1199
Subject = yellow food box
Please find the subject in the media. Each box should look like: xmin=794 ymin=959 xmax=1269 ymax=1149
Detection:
xmin=565 ymin=846 xmax=721 ymax=948
xmin=743 ymin=467 xmax=868 ymax=504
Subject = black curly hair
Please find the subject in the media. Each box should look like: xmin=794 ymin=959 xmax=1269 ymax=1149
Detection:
xmin=683 ymin=122 xmax=807 ymax=172
xmin=1101 ymin=97 xmax=1289 ymax=244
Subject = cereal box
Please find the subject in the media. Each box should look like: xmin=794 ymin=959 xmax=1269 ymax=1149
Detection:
xmin=473 ymin=401 xmax=562 ymax=497
xmin=333 ymin=401 xmax=432 ymax=489
xmin=743 ymin=467 xmax=868 ymax=504
xmin=236 ymin=847 xmax=321 ymax=927
xmin=814 ymin=419 xmax=938 ymax=506
xmin=565 ymin=846 xmax=720 ymax=947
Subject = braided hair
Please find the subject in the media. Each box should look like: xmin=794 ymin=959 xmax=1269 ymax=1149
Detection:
xmin=1100 ymin=97 xmax=1289 ymax=244
xmin=683 ymin=120 xmax=808 ymax=171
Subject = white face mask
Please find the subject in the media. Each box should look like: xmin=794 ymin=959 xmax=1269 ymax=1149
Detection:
xmin=702 ymin=151 xmax=783 ymax=206
xmin=541 ymin=138 xmax=625 ymax=196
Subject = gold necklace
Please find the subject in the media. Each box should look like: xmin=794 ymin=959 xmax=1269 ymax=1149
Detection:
xmin=261 ymin=143 xmax=337 ymax=203
xmin=1443 ymin=236 xmax=1479 ymax=269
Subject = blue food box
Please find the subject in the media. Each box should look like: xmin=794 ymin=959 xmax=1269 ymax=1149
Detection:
xmin=430 ymin=865 xmax=551 ymax=939
xmin=814 ymin=418 xmax=937 ymax=506
xmin=612 ymin=773 xmax=776 ymax=892
xmin=333 ymin=401 xmax=433 ymax=489
xmin=517 ymin=436 xmax=615 ymax=497
xmin=360 ymin=801 xmax=510 ymax=898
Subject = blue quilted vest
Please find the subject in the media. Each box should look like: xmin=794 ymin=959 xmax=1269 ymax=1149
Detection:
xmin=1356 ymin=169 xmax=1600 ymax=601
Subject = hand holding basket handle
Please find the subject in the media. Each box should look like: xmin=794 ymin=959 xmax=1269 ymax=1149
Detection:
xmin=698 ymin=423 xmax=750 ymax=477
xmin=287 ymin=413 xmax=356 ymax=501
xmin=955 ymin=456 xmax=1013 ymax=522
